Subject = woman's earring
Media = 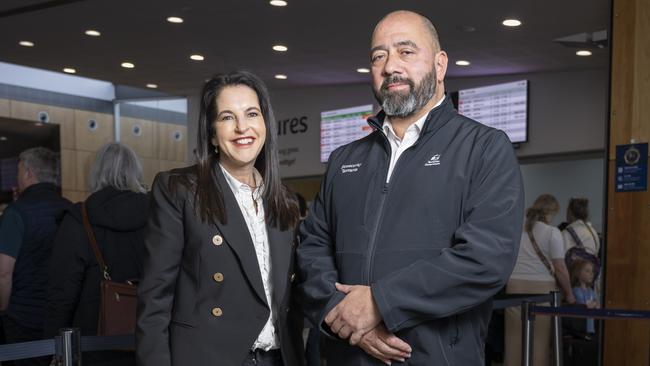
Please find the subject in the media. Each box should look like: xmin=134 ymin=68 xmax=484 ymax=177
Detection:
xmin=214 ymin=146 xmax=219 ymax=154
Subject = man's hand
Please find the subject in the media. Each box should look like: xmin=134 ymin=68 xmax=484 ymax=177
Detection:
xmin=358 ymin=324 xmax=412 ymax=365
xmin=325 ymin=283 xmax=381 ymax=345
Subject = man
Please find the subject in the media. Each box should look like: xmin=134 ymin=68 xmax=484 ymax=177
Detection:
xmin=0 ymin=147 xmax=70 ymax=366
xmin=297 ymin=10 xmax=524 ymax=365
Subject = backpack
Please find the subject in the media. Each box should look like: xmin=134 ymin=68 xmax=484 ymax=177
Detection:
xmin=564 ymin=224 xmax=601 ymax=280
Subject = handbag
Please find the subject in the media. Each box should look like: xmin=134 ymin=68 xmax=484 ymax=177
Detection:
xmin=81 ymin=202 xmax=138 ymax=336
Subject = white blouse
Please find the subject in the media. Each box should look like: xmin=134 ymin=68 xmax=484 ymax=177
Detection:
xmin=220 ymin=165 xmax=279 ymax=351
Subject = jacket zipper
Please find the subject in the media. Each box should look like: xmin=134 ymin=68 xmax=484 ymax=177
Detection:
xmin=363 ymin=181 xmax=389 ymax=284
xmin=362 ymin=115 xmax=427 ymax=284
xmin=363 ymin=133 xmax=418 ymax=284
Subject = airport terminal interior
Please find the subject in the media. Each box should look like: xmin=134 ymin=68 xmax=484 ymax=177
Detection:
xmin=0 ymin=0 xmax=648 ymax=365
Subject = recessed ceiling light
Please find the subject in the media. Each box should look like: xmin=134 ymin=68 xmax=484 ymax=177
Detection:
xmin=576 ymin=50 xmax=592 ymax=56
xmin=85 ymin=29 xmax=101 ymax=37
xmin=63 ymin=68 xmax=76 ymax=74
xmin=166 ymin=16 xmax=184 ymax=24
xmin=502 ymin=19 xmax=522 ymax=27
xmin=274 ymin=74 xmax=287 ymax=80
xmin=270 ymin=0 xmax=287 ymax=6
xmin=190 ymin=54 xmax=205 ymax=61
xmin=272 ymin=45 xmax=288 ymax=52
xmin=146 ymin=83 xmax=158 ymax=89
xmin=121 ymin=62 xmax=135 ymax=69
xmin=19 ymin=41 xmax=34 ymax=47
xmin=455 ymin=60 xmax=471 ymax=66
xmin=356 ymin=68 xmax=370 ymax=73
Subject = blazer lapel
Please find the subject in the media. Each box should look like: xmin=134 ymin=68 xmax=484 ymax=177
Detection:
xmin=212 ymin=166 xmax=267 ymax=306
xmin=267 ymin=221 xmax=291 ymax=307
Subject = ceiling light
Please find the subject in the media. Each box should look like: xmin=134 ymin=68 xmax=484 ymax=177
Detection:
xmin=121 ymin=62 xmax=135 ymax=68
xmin=272 ymin=45 xmax=288 ymax=52
xmin=19 ymin=41 xmax=34 ymax=47
xmin=502 ymin=19 xmax=522 ymax=27
xmin=146 ymin=83 xmax=158 ymax=89
xmin=274 ymin=74 xmax=287 ymax=80
xmin=576 ymin=50 xmax=592 ymax=56
xmin=356 ymin=68 xmax=370 ymax=73
xmin=190 ymin=54 xmax=205 ymax=61
xmin=63 ymin=68 xmax=76 ymax=74
xmin=166 ymin=16 xmax=184 ymax=24
xmin=85 ymin=30 xmax=101 ymax=37
xmin=270 ymin=0 xmax=287 ymax=6
xmin=455 ymin=60 xmax=471 ymax=66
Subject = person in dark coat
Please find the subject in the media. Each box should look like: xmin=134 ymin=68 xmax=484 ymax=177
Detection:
xmin=136 ymin=71 xmax=303 ymax=366
xmin=296 ymin=10 xmax=524 ymax=365
xmin=0 ymin=147 xmax=70 ymax=366
xmin=45 ymin=142 xmax=148 ymax=366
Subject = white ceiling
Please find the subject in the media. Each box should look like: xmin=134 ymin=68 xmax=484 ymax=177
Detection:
xmin=0 ymin=0 xmax=611 ymax=96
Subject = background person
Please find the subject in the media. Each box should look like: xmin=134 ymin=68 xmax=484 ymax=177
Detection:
xmin=0 ymin=147 xmax=70 ymax=366
xmin=44 ymin=143 xmax=148 ymax=366
xmin=506 ymin=194 xmax=575 ymax=366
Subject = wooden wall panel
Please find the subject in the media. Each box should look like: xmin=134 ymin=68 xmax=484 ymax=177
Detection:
xmin=159 ymin=159 xmax=187 ymax=173
xmin=74 ymin=110 xmax=114 ymax=152
xmin=604 ymin=0 xmax=650 ymax=364
xmin=0 ymin=99 xmax=9 ymax=118
xmin=60 ymin=149 xmax=76 ymax=191
xmin=10 ymin=101 xmax=75 ymax=149
xmin=75 ymin=151 xmax=96 ymax=192
xmin=141 ymin=158 xmax=160 ymax=190
xmin=121 ymin=117 xmax=156 ymax=158
xmin=156 ymin=123 xmax=187 ymax=162
xmin=62 ymin=190 xmax=88 ymax=204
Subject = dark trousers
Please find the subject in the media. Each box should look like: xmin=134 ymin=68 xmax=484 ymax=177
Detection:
xmin=2 ymin=316 xmax=49 ymax=366
xmin=241 ymin=349 xmax=284 ymax=366
xmin=305 ymin=328 xmax=321 ymax=366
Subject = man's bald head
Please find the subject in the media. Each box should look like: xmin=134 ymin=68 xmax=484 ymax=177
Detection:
xmin=372 ymin=10 xmax=441 ymax=53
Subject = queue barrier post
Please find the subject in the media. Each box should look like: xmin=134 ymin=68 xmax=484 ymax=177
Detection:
xmin=59 ymin=328 xmax=82 ymax=366
xmin=521 ymin=301 xmax=535 ymax=366
xmin=551 ymin=291 xmax=563 ymax=366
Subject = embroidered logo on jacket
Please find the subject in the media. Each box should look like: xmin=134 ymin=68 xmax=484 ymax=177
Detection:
xmin=341 ymin=163 xmax=362 ymax=173
xmin=424 ymin=154 xmax=441 ymax=166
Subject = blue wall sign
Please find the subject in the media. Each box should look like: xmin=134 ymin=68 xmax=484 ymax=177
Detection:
xmin=615 ymin=143 xmax=648 ymax=192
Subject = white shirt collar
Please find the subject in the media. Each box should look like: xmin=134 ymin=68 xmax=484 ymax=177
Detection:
xmin=382 ymin=94 xmax=446 ymax=139
xmin=219 ymin=164 xmax=263 ymax=195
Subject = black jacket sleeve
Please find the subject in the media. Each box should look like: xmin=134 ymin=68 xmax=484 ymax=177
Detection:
xmin=136 ymin=172 xmax=184 ymax=366
xmin=44 ymin=212 xmax=87 ymax=338
xmin=371 ymin=131 xmax=524 ymax=332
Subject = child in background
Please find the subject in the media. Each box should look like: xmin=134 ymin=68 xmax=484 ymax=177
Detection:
xmin=570 ymin=259 xmax=599 ymax=334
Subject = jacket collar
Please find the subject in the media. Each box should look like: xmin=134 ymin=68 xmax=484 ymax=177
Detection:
xmin=18 ymin=182 xmax=59 ymax=198
xmin=368 ymin=94 xmax=456 ymax=138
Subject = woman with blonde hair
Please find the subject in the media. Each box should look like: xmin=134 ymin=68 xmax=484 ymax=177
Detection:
xmin=505 ymin=194 xmax=575 ymax=366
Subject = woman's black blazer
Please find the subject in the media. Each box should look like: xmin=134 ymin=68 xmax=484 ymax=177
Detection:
xmin=136 ymin=165 xmax=303 ymax=366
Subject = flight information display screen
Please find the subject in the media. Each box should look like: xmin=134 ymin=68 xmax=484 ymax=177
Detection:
xmin=320 ymin=104 xmax=374 ymax=162
xmin=458 ymin=80 xmax=528 ymax=143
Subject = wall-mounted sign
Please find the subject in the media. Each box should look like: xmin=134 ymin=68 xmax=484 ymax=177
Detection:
xmin=615 ymin=142 xmax=647 ymax=192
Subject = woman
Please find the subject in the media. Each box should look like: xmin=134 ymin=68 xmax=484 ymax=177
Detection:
xmin=562 ymin=197 xmax=600 ymax=256
xmin=136 ymin=71 xmax=302 ymax=366
xmin=45 ymin=142 xmax=148 ymax=366
xmin=505 ymin=194 xmax=575 ymax=366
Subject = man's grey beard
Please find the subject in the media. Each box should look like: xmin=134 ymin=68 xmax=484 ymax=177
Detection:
xmin=374 ymin=69 xmax=437 ymax=118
